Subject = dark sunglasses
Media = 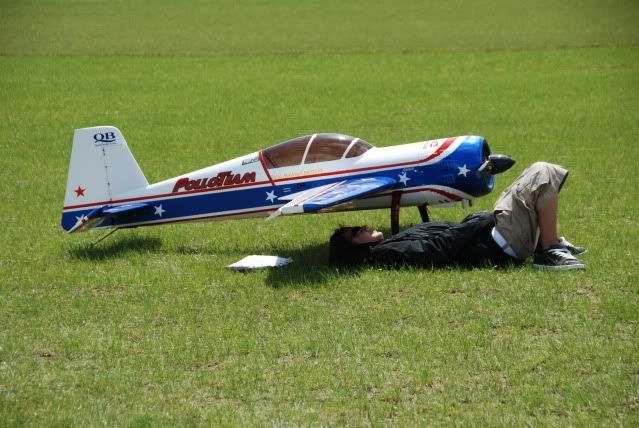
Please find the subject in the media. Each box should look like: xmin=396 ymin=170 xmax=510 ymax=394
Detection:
xmin=351 ymin=226 xmax=364 ymax=237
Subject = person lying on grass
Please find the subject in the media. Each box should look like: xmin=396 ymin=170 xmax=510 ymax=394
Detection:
xmin=329 ymin=162 xmax=587 ymax=271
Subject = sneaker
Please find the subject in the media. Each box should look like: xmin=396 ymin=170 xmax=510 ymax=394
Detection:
xmin=533 ymin=246 xmax=586 ymax=271
xmin=559 ymin=236 xmax=587 ymax=255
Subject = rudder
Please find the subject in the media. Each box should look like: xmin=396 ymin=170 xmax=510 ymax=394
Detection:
xmin=63 ymin=126 xmax=148 ymax=209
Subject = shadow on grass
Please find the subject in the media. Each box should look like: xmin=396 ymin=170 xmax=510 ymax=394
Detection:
xmin=65 ymin=233 xmax=358 ymax=288
xmin=67 ymin=235 xmax=163 ymax=260
xmin=262 ymin=242 xmax=361 ymax=289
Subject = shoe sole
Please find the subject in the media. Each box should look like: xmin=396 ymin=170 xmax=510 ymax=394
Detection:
xmin=533 ymin=263 xmax=586 ymax=271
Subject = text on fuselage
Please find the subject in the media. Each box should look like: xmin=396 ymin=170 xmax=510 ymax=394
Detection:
xmin=172 ymin=171 xmax=256 ymax=192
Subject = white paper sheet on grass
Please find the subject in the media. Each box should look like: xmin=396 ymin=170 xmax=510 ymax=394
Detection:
xmin=227 ymin=255 xmax=293 ymax=270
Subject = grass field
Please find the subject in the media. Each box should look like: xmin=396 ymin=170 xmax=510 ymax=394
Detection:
xmin=1 ymin=0 xmax=639 ymax=426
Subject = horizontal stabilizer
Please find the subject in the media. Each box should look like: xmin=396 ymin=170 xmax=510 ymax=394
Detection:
xmin=67 ymin=203 xmax=150 ymax=233
xmin=102 ymin=203 xmax=150 ymax=216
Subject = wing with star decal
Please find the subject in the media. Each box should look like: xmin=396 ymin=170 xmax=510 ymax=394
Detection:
xmin=67 ymin=203 xmax=151 ymax=233
xmin=267 ymin=177 xmax=398 ymax=219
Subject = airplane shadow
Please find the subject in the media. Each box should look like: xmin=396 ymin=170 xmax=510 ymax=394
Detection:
xmin=66 ymin=235 xmax=163 ymax=260
xmin=262 ymin=242 xmax=361 ymax=289
xmin=65 ymin=234 xmax=358 ymax=288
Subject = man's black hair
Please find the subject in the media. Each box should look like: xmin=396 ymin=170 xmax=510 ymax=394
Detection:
xmin=329 ymin=227 xmax=373 ymax=266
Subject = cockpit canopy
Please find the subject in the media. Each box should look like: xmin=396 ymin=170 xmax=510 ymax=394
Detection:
xmin=261 ymin=133 xmax=373 ymax=169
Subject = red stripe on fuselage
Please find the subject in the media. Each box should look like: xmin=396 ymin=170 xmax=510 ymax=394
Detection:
xmin=424 ymin=137 xmax=456 ymax=162
xmin=63 ymin=179 xmax=272 ymax=210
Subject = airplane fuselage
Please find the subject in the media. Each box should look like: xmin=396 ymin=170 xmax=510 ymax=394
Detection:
xmin=61 ymin=134 xmax=495 ymax=232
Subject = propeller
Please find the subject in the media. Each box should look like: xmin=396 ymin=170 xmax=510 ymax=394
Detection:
xmin=478 ymin=154 xmax=515 ymax=174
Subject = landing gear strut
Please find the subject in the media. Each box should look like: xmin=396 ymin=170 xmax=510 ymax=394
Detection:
xmin=391 ymin=191 xmax=402 ymax=235
xmin=418 ymin=204 xmax=430 ymax=223
xmin=391 ymin=194 xmax=431 ymax=236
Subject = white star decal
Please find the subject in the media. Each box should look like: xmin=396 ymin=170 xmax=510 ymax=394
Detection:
xmin=154 ymin=205 xmax=166 ymax=217
xmin=458 ymin=164 xmax=470 ymax=177
xmin=398 ymin=172 xmax=411 ymax=186
xmin=266 ymin=190 xmax=277 ymax=203
xmin=74 ymin=215 xmax=88 ymax=226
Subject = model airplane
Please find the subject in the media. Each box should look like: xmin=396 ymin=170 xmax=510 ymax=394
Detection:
xmin=61 ymin=126 xmax=515 ymax=238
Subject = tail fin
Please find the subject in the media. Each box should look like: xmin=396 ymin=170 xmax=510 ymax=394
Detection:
xmin=63 ymin=126 xmax=148 ymax=208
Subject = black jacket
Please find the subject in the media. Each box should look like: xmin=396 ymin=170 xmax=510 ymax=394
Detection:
xmin=369 ymin=212 xmax=517 ymax=268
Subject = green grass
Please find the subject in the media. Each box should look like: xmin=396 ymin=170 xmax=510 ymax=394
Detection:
xmin=1 ymin=0 xmax=639 ymax=426
xmin=1 ymin=0 xmax=638 ymax=55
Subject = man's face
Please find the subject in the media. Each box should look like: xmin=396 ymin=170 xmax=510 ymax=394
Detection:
xmin=343 ymin=226 xmax=384 ymax=245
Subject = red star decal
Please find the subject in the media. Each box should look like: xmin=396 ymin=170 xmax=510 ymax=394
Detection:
xmin=74 ymin=186 xmax=86 ymax=197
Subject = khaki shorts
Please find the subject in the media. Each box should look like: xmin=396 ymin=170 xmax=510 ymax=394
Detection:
xmin=493 ymin=162 xmax=568 ymax=259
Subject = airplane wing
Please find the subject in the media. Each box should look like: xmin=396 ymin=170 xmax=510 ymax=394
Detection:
xmin=268 ymin=177 xmax=397 ymax=219
xmin=67 ymin=202 xmax=150 ymax=233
